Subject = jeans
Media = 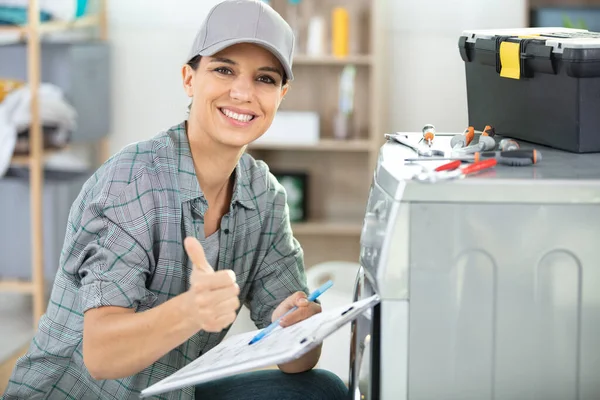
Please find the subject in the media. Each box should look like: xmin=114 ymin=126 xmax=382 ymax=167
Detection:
xmin=194 ymin=369 xmax=349 ymax=400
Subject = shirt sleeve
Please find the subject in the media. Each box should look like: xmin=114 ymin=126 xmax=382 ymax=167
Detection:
xmin=245 ymin=179 xmax=311 ymax=329
xmin=66 ymin=174 xmax=158 ymax=313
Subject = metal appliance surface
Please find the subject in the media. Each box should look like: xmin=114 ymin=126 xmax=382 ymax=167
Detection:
xmin=350 ymin=133 xmax=600 ymax=400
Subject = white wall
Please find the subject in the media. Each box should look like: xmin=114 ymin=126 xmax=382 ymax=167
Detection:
xmin=106 ymin=0 xmax=527 ymax=152
xmin=106 ymin=0 xmax=221 ymax=153
xmin=387 ymin=0 xmax=527 ymax=133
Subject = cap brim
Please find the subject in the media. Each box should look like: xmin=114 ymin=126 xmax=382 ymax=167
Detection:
xmin=195 ymin=38 xmax=294 ymax=82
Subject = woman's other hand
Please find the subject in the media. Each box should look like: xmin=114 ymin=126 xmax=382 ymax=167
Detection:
xmin=271 ymin=291 xmax=322 ymax=328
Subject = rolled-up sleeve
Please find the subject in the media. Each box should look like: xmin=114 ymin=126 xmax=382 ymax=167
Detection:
xmin=77 ymin=217 xmax=156 ymax=313
xmin=246 ymin=186 xmax=311 ymax=329
xmin=63 ymin=174 xmax=158 ymax=313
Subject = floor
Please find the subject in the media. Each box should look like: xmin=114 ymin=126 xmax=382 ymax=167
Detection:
xmin=0 ymin=292 xmax=35 ymax=394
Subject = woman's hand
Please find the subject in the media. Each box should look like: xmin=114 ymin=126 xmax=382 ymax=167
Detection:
xmin=271 ymin=291 xmax=321 ymax=327
xmin=271 ymin=291 xmax=323 ymax=373
xmin=183 ymin=236 xmax=240 ymax=332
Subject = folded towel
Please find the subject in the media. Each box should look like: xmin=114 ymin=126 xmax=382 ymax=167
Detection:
xmin=0 ymin=0 xmax=82 ymax=22
xmin=0 ymin=83 xmax=77 ymax=177
xmin=0 ymin=6 xmax=51 ymax=25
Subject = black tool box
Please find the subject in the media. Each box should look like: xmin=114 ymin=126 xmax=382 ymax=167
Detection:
xmin=458 ymin=28 xmax=600 ymax=153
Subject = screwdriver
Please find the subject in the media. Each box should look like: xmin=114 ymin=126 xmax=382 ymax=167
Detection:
xmin=450 ymin=126 xmax=475 ymax=149
xmin=473 ymin=149 xmax=541 ymax=166
xmin=457 ymin=134 xmax=496 ymax=154
xmin=499 ymin=138 xmax=519 ymax=151
xmin=481 ymin=125 xmax=496 ymax=138
xmin=404 ymin=149 xmax=542 ymax=166
xmin=422 ymin=124 xmax=435 ymax=147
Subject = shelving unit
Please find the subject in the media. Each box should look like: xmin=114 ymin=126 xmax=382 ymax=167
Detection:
xmin=527 ymin=0 xmax=600 ymax=26
xmin=248 ymin=0 xmax=387 ymax=268
xmin=0 ymin=0 xmax=109 ymax=327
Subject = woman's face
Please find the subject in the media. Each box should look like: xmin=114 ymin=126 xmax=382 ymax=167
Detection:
xmin=182 ymin=43 xmax=288 ymax=149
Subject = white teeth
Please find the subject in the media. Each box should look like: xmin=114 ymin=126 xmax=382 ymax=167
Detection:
xmin=221 ymin=108 xmax=254 ymax=122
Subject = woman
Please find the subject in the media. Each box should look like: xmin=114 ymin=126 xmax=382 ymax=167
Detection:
xmin=3 ymin=1 xmax=348 ymax=399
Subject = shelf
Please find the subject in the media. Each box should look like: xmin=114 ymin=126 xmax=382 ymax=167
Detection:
xmin=529 ymin=0 xmax=600 ymax=7
xmin=0 ymin=14 xmax=100 ymax=35
xmin=0 ymin=280 xmax=34 ymax=294
xmin=292 ymin=220 xmax=363 ymax=236
xmin=248 ymin=139 xmax=373 ymax=152
xmin=293 ymin=54 xmax=372 ymax=66
xmin=10 ymin=148 xmax=67 ymax=167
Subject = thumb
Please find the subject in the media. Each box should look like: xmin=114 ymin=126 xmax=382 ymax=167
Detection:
xmin=184 ymin=236 xmax=214 ymax=274
xmin=294 ymin=292 xmax=309 ymax=307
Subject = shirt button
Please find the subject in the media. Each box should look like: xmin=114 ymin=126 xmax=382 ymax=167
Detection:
xmin=223 ymin=229 xmax=230 ymax=234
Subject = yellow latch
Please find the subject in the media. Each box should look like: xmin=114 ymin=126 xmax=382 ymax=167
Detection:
xmin=499 ymin=41 xmax=521 ymax=80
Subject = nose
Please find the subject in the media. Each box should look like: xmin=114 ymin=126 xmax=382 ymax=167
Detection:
xmin=229 ymin=75 xmax=254 ymax=103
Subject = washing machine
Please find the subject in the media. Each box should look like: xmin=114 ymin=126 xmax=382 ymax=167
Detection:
xmin=348 ymin=133 xmax=600 ymax=400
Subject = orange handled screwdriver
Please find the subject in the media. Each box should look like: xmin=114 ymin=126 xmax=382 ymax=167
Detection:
xmin=450 ymin=126 xmax=475 ymax=149
xmin=422 ymin=124 xmax=436 ymax=147
xmin=481 ymin=125 xmax=496 ymax=137
xmin=473 ymin=149 xmax=541 ymax=166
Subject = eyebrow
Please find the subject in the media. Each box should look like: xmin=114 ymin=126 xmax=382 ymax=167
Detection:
xmin=209 ymin=57 xmax=283 ymax=78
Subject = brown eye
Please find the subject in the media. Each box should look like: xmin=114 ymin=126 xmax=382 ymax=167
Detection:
xmin=257 ymin=75 xmax=276 ymax=85
xmin=214 ymin=67 xmax=233 ymax=75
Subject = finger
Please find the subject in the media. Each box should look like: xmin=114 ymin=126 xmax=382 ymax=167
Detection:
xmin=283 ymin=291 xmax=308 ymax=310
xmin=204 ymin=311 xmax=237 ymax=332
xmin=212 ymin=296 xmax=241 ymax=315
xmin=214 ymin=311 xmax=237 ymax=327
xmin=184 ymin=236 xmax=213 ymax=274
xmin=294 ymin=292 xmax=309 ymax=307
xmin=281 ymin=302 xmax=321 ymax=327
xmin=194 ymin=283 xmax=240 ymax=306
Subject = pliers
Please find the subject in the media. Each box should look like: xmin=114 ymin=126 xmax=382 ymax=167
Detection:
xmin=413 ymin=158 xmax=497 ymax=183
xmin=385 ymin=133 xmax=445 ymax=157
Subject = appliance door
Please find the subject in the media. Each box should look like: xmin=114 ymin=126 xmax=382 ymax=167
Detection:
xmin=348 ymin=266 xmax=380 ymax=400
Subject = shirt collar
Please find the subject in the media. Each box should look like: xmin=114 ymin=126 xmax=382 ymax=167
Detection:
xmin=170 ymin=121 xmax=256 ymax=210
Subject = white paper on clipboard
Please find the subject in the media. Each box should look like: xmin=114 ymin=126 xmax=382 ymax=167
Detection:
xmin=141 ymin=294 xmax=380 ymax=398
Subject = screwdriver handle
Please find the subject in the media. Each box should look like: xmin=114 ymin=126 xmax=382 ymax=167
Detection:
xmin=474 ymin=149 xmax=542 ymax=166
xmin=464 ymin=126 xmax=475 ymax=146
xmin=481 ymin=125 xmax=496 ymax=137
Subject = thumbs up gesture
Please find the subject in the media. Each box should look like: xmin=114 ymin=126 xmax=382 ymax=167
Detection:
xmin=183 ymin=236 xmax=240 ymax=333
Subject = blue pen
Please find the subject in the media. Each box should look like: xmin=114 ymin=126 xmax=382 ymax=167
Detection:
xmin=248 ymin=280 xmax=334 ymax=345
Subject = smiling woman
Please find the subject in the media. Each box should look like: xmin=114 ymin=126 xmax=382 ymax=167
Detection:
xmin=183 ymin=43 xmax=289 ymax=151
xmin=2 ymin=1 xmax=348 ymax=400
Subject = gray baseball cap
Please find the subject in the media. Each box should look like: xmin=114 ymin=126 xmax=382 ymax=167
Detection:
xmin=187 ymin=0 xmax=295 ymax=81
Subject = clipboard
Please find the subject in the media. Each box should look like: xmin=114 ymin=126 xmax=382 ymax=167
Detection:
xmin=141 ymin=294 xmax=380 ymax=398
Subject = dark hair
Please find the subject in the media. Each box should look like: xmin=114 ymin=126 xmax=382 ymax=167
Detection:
xmin=186 ymin=54 xmax=288 ymax=86
xmin=187 ymin=55 xmax=202 ymax=71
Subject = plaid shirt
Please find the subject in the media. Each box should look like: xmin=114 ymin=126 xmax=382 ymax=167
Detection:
xmin=3 ymin=122 xmax=309 ymax=400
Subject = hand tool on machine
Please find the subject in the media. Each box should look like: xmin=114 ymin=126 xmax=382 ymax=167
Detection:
xmin=422 ymin=124 xmax=436 ymax=147
xmin=481 ymin=125 xmax=496 ymax=138
xmin=450 ymin=126 xmax=475 ymax=150
xmin=455 ymin=134 xmax=496 ymax=154
xmin=414 ymin=158 xmax=498 ymax=183
xmin=404 ymin=149 xmax=542 ymax=166
xmin=384 ymin=133 xmax=445 ymax=157
xmin=499 ymin=138 xmax=520 ymax=151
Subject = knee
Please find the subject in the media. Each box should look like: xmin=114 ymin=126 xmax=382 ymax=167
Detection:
xmin=304 ymin=369 xmax=349 ymax=400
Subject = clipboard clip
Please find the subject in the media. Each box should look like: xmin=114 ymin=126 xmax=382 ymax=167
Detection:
xmin=341 ymin=306 xmax=354 ymax=316
xmin=300 ymin=336 xmax=316 ymax=345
